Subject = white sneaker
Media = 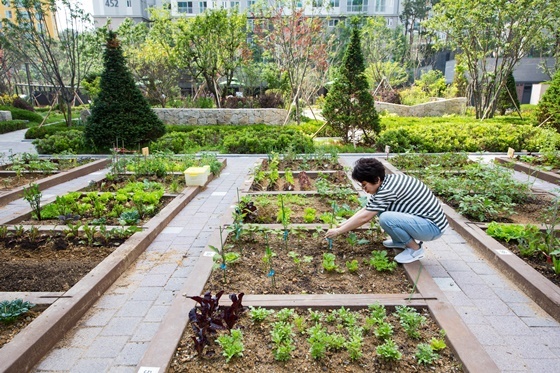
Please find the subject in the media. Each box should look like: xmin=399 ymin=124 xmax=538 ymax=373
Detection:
xmin=382 ymin=239 xmax=406 ymax=249
xmin=394 ymin=246 xmax=425 ymax=264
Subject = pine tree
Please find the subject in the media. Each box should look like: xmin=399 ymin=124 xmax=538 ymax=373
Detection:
xmin=85 ymin=31 xmax=165 ymax=150
xmin=322 ymin=26 xmax=379 ymax=145
xmin=497 ymin=71 xmax=520 ymax=115
xmin=537 ymin=69 xmax=560 ymax=131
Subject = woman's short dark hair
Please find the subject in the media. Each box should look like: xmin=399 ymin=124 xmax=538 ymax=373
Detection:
xmin=351 ymin=158 xmax=385 ymax=184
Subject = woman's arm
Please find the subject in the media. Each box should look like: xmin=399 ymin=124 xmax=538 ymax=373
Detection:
xmin=325 ymin=208 xmax=377 ymax=238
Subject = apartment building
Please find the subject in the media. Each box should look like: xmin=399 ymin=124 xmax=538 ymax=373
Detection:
xmin=91 ymin=0 xmax=403 ymax=29
xmin=0 ymin=0 xmax=57 ymax=37
xmin=92 ymin=0 xmax=162 ymax=27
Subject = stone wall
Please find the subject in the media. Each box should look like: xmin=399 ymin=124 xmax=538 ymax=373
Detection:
xmin=0 ymin=111 xmax=12 ymax=121
xmin=154 ymin=108 xmax=288 ymax=125
xmin=374 ymin=98 xmax=467 ymax=117
xmin=81 ymin=108 xmax=288 ymax=125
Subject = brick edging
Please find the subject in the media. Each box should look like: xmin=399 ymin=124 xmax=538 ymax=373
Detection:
xmin=495 ymin=157 xmax=560 ymax=185
xmin=0 ymin=159 xmax=227 ymax=373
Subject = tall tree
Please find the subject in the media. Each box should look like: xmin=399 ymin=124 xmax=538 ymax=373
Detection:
xmin=253 ymin=0 xmax=331 ymax=122
xmin=175 ymin=8 xmax=250 ymax=107
xmin=427 ymin=0 xmax=552 ymax=119
xmin=322 ymin=26 xmax=379 ymax=145
xmin=0 ymin=0 xmax=95 ymax=126
xmin=84 ymin=31 xmax=165 ymax=150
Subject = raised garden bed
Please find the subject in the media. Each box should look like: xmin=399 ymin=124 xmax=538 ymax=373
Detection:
xmin=259 ymin=154 xmax=344 ymax=171
xmin=171 ymin=302 xmax=462 ymax=372
xmin=0 ymin=159 xmax=227 ymax=372
xmin=205 ymin=228 xmax=412 ymax=295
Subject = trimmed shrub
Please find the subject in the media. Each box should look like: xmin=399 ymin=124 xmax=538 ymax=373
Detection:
xmin=0 ymin=105 xmax=43 ymax=123
xmin=0 ymin=120 xmax=29 ymax=134
xmin=25 ymin=123 xmax=81 ymax=139
xmin=258 ymin=92 xmax=285 ymax=109
xmin=222 ymin=127 xmax=313 ymax=154
xmin=33 ymin=130 xmax=86 ymax=154
xmin=85 ymin=31 xmax=165 ymax=151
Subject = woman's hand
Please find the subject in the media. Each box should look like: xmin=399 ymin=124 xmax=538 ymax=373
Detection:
xmin=325 ymin=228 xmax=341 ymax=239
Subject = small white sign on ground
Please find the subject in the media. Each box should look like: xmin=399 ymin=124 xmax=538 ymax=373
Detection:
xmin=138 ymin=368 xmax=160 ymax=373
xmin=204 ymin=251 xmax=217 ymax=257
xmin=161 ymin=227 xmax=183 ymax=234
xmin=211 ymin=192 xmax=227 ymax=196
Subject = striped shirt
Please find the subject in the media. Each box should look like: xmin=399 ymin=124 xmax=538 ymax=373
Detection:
xmin=365 ymin=174 xmax=449 ymax=232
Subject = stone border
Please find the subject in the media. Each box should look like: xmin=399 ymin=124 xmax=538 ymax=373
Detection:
xmin=381 ymin=158 xmax=560 ymax=323
xmin=495 ymin=157 xmax=560 ymax=186
xmin=136 ymin=159 xmax=498 ymax=373
xmin=0 ymin=158 xmax=110 ymax=208
xmin=0 ymin=160 xmax=227 ymax=373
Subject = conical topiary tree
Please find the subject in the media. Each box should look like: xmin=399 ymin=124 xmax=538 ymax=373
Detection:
xmin=85 ymin=31 xmax=165 ymax=151
xmin=537 ymin=69 xmax=560 ymax=131
xmin=322 ymin=26 xmax=379 ymax=145
xmin=497 ymin=71 xmax=520 ymax=115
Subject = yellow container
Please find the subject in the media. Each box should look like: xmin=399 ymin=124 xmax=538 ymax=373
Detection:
xmin=184 ymin=165 xmax=210 ymax=186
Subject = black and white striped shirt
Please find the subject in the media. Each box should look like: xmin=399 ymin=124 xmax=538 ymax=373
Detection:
xmin=365 ymin=174 xmax=449 ymax=232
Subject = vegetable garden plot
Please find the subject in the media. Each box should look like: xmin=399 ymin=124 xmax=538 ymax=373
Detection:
xmin=259 ymin=154 xmax=344 ymax=171
xmin=172 ymin=300 xmax=461 ymax=373
xmin=204 ymin=228 xmax=412 ymax=295
xmin=238 ymin=193 xmax=363 ymax=225
xmin=0 ymin=226 xmax=138 ymax=292
xmin=0 ymin=305 xmax=43 ymax=349
xmin=250 ymin=170 xmax=354 ymax=192
xmin=9 ymin=181 xmax=170 ymax=227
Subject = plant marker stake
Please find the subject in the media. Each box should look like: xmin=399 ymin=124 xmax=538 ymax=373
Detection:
xmin=326 ymin=237 xmax=333 ymax=251
xmin=408 ymin=262 xmax=423 ymax=301
xmin=219 ymin=226 xmax=227 ymax=284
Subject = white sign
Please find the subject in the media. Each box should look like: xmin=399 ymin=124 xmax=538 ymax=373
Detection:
xmin=138 ymin=368 xmax=160 ymax=373
xmin=507 ymin=147 xmax=515 ymax=158
xmin=496 ymin=249 xmax=513 ymax=255
xmin=204 ymin=251 xmax=217 ymax=257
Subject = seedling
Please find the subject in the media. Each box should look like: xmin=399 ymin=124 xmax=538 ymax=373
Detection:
xmin=368 ymin=303 xmax=387 ymax=324
xmin=394 ymin=305 xmax=426 ymax=339
xmin=374 ymin=321 xmax=394 ymax=340
xmin=0 ymin=299 xmax=35 ymax=324
xmin=209 ymin=226 xmax=240 ymax=284
xmin=430 ymin=336 xmax=447 ymax=351
xmin=277 ymin=195 xmax=290 ymax=250
xmin=262 ymin=246 xmax=277 ymax=287
xmin=23 ymin=183 xmax=42 ymax=221
xmin=415 ymin=343 xmax=439 ymax=365
xmin=346 ymin=232 xmax=369 ymax=249
xmin=368 ymin=250 xmax=397 ymax=272
xmin=344 ymin=327 xmax=364 ymax=360
xmin=248 ymin=306 xmax=274 ymax=322
xmin=322 ymin=252 xmax=342 ymax=273
xmin=216 ymin=329 xmax=244 ymax=363
xmin=376 ymin=339 xmax=402 ymax=361
xmin=270 ymin=321 xmax=295 ymax=361
xmin=275 ymin=308 xmax=295 ymax=322
xmin=303 ymin=207 xmax=317 ymax=223
xmin=345 ymin=259 xmax=359 ymax=273
xmin=288 ymin=251 xmax=313 ymax=272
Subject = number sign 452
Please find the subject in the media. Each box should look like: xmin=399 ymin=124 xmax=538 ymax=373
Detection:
xmin=106 ymin=0 xmax=119 ymax=7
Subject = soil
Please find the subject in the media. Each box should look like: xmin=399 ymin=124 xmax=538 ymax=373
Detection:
xmin=170 ymin=307 xmax=462 ymax=373
xmin=250 ymin=171 xmax=353 ymax=192
xmin=260 ymin=159 xmax=345 ymax=171
xmin=204 ymin=230 xmax=412 ymax=295
xmin=0 ymin=231 xmax=123 ymax=292
xmin=0 ymin=174 xmax=52 ymax=190
xmin=241 ymin=194 xmax=363 ymax=225
xmin=0 ymin=309 xmax=43 ymax=349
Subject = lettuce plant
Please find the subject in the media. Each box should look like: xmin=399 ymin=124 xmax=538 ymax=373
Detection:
xmin=0 ymin=299 xmax=35 ymax=324
xmin=216 ymin=329 xmax=244 ymax=363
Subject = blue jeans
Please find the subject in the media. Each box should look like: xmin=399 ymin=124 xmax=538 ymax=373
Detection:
xmin=378 ymin=211 xmax=443 ymax=246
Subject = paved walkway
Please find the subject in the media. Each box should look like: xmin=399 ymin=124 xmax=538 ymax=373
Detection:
xmin=0 ymin=132 xmax=559 ymax=372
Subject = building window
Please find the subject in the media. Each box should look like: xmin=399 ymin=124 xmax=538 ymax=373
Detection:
xmin=229 ymin=1 xmax=239 ymax=8
xmin=375 ymin=0 xmax=385 ymax=12
xmin=347 ymin=0 xmax=367 ymax=12
xmin=312 ymin=0 xmax=322 ymax=7
xmin=247 ymin=19 xmax=254 ymax=31
xmin=178 ymin=1 xmax=193 ymax=13
xmin=247 ymin=0 xmax=255 ymax=10
xmin=328 ymin=19 xmax=339 ymax=28
xmin=387 ymin=18 xmax=393 ymax=27
xmin=330 ymin=0 xmax=339 ymax=7
xmin=199 ymin=1 xmax=207 ymax=12
xmin=127 ymin=0 xmax=132 ymax=7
